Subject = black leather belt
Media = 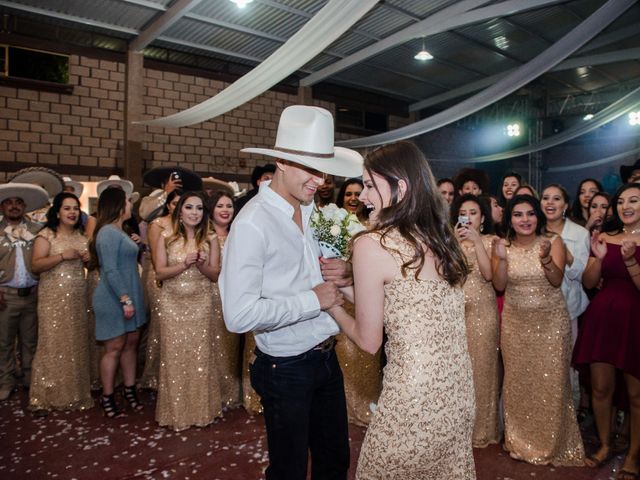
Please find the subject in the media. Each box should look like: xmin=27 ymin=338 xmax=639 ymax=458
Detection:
xmin=1 ymin=286 xmax=37 ymax=297
xmin=313 ymin=336 xmax=336 ymax=353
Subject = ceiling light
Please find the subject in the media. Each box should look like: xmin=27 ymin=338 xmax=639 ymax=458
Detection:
xmin=505 ymin=123 xmax=521 ymax=137
xmin=583 ymin=113 xmax=594 ymax=121
xmin=229 ymin=0 xmax=253 ymax=8
xmin=630 ymin=111 xmax=640 ymax=126
xmin=414 ymin=38 xmax=433 ymax=61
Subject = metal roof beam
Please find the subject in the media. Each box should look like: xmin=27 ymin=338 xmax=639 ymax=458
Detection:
xmin=300 ymin=0 xmax=569 ymax=86
xmin=409 ymin=47 xmax=640 ymax=111
xmin=129 ymin=0 xmax=203 ymax=52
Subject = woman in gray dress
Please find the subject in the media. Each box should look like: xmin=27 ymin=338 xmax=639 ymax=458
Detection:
xmin=89 ymin=188 xmax=146 ymax=418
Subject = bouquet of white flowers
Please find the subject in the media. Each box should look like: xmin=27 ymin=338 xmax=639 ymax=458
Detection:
xmin=310 ymin=203 xmax=366 ymax=259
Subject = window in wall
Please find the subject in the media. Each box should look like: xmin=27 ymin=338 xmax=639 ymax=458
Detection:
xmin=1 ymin=45 xmax=69 ymax=84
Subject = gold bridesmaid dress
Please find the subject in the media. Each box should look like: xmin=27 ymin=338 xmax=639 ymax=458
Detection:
xmin=501 ymin=236 xmax=584 ymax=466
xmin=212 ymin=235 xmax=242 ymax=408
xmin=155 ymin=238 xmax=222 ymax=431
xmin=29 ymin=229 xmax=93 ymax=411
xmin=336 ymin=301 xmax=382 ymax=427
xmin=356 ymin=230 xmax=476 ymax=480
xmin=461 ymin=236 xmax=501 ymax=447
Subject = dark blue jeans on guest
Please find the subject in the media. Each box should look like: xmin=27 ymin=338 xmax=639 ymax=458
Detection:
xmin=250 ymin=344 xmax=350 ymax=480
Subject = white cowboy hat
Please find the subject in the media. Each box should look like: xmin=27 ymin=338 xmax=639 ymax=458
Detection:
xmin=63 ymin=176 xmax=84 ymax=197
xmin=97 ymin=175 xmax=134 ymax=197
xmin=241 ymin=106 xmax=363 ymax=178
xmin=8 ymin=167 xmax=64 ymax=199
xmin=0 ymin=183 xmax=49 ymax=213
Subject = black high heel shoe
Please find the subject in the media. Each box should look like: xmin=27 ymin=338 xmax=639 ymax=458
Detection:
xmin=123 ymin=385 xmax=143 ymax=412
xmin=100 ymin=393 xmax=124 ymax=418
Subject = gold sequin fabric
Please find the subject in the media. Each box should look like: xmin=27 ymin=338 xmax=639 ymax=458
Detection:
xmin=461 ymin=236 xmax=501 ymax=447
xmin=336 ymin=301 xmax=382 ymax=427
xmin=139 ymin=218 xmax=169 ymax=390
xmin=213 ymin=235 xmax=242 ymax=408
xmin=501 ymin=236 xmax=585 ymax=466
xmin=85 ymin=269 xmax=102 ymax=390
xmin=356 ymin=230 xmax=476 ymax=480
xmin=155 ymin=238 xmax=222 ymax=431
xmin=29 ymin=228 xmax=93 ymax=412
xmin=242 ymin=332 xmax=262 ymax=415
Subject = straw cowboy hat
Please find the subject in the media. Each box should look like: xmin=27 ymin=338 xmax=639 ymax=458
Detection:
xmin=143 ymin=167 xmax=202 ymax=191
xmin=63 ymin=176 xmax=84 ymax=197
xmin=241 ymin=106 xmax=363 ymax=178
xmin=8 ymin=167 xmax=64 ymax=199
xmin=202 ymin=177 xmax=235 ymax=198
xmin=0 ymin=183 xmax=49 ymax=213
xmin=97 ymin=175 xmax=140 ymax=203
xmin=620 ymin=158 xmax=640 ymax=183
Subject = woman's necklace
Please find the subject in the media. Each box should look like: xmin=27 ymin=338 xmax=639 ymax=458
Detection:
xmin=623 ymin=226 xmax=640 ymax=235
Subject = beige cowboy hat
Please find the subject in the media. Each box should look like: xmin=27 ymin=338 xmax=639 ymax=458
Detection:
xmin=8 ymin=167 xmax=64 ymax=199
xmin=241 ymin=106 xmax=363 ymax=178
xmin=0 ymin=183 xmax=49 ymax=213
xmin=63 ymin=176 xmax=84 ymax=197
xmin=202 ymin=177 xmax=235 ymax=197
xmin=97 ymin=175 xmax=139 ymax=203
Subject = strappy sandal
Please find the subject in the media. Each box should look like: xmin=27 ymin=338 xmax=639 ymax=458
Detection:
xmin=585 ymin=448 xmax=613 ymax=468
xmin=100 ymin=393 xmax=124 ymax=418
xmin=616 ymin=470 xmax=639 ymax=480
xmin=123 ymin=385 xmax=143 ymax=412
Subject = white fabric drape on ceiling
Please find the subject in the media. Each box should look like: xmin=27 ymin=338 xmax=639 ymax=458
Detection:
xmin=136 ymin=0 xmax=379 ymax=128
xmin=430 ymin=85 xmax=640 ymax=164
xmin=547 ymin=146 xmax=640 ymax=173
xmin=336 ymin=0 xmax=636 ymax=149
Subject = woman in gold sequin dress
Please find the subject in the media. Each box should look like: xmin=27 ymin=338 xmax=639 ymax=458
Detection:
xmin=335 ymin=178 xmax=382 ymax=426
xmin=451 ymin=194 xmax=501 ymax=447
xmin=330 ymin=142 xmax=476 ymax=479
xmin=210 ymin=190 xmax=242 ymax=409
xmin=138 ymin=191 xmax=179 ymax=390
xmin=154 ymin=192 xmax=222 ymax=430
xmin=492 ymin=194 xmax=585 ymax=466
xmin=30 ymin=193 xmax=93 ymax=413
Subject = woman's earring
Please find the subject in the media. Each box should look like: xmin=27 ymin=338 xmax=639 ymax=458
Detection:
xmin=562 ymin=209 xmax=566 ymax=218
xmin=480 ymin=224 xmax=484 ymax=233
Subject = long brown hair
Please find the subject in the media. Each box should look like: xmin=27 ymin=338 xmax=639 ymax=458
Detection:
xmin=167 ymin=191 xmax=212 ymax=251
xmin=88 ymin=188 xmax=127 ymax=270
xmin=358 ymin=141 xmax=469 ymax=287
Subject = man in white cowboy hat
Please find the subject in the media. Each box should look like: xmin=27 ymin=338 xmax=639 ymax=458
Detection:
xmin=0 ymin=183 xmax=49 ymax=401
xmin=9 ymin=167 xmax=64 ymax=225
xmin=220 ymin=105 xmax=363 ymax=480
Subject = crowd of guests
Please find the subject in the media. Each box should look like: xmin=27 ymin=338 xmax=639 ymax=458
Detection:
xmin=0 ymin=145 xmax=638 ymax=478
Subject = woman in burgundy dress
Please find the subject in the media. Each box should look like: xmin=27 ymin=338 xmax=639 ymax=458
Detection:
xmin=573 ymin=182 xmax=640 ymax=479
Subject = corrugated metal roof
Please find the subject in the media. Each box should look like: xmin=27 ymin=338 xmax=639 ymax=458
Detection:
xmin=1 ymin=0 xmax=638 ymax=110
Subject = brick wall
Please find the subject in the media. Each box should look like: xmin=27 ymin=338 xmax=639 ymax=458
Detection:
xmin=0 ymin=54 xmax=125 ymax=182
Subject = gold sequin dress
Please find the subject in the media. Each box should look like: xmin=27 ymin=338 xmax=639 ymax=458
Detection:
xmin=212 ymin=235 xmax=242 ymax=408
xmin=501 ymin=236 xmax=585 ymax=466
xmin=86 ymin=268 xmax=102 ymax=390
xmin=356 ymin=230 xmax=476 ymax=480
xmin=461 ymin=236 xmax=501 ymax=447
xmin=155 ymin=237 xmax=222 ymax=431
xmin=242 ymin=332 xmax=262 ymax=415
xmin=29 ymin=228 xmax=93 ymax=411
xmin=139 ymin=217 xmax=169 ymax=390
xmin=336 ymin=301 xmax=382 ymax=426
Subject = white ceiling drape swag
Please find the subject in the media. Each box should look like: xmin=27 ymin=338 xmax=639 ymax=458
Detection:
xmin=136 ymin=0 xmax=379 ymax=128
xmin=547 ymin=147 xmax=640 ymax=173
xmin=429 ymin=85 xmax=640 ymax=164
xmin=336 ymin=0 xmax=636 ymax=149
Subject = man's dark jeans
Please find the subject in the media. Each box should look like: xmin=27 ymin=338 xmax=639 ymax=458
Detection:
xmin=250 ymin=344 xmax=350 ymax=480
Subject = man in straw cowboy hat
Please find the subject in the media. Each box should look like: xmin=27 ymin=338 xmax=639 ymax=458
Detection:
xmin=0 ymin=183 xmax=49 ymax=401
xmin=220 ymin=105 xmax=363 ymax=480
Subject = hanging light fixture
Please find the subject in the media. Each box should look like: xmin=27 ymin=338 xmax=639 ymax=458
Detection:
xmin=229 ymin=0 xmax=253 ymax=8
xmin=414 ymin=37 xmax=433 ymax=61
